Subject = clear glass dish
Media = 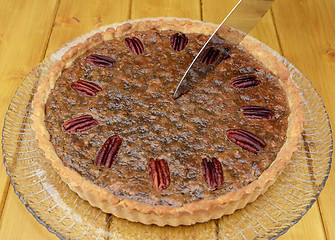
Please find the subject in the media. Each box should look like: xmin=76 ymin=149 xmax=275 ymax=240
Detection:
xmin=2 ymin=33 xmax=333 ymax=239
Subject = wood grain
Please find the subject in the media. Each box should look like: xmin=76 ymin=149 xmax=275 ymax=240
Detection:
xmin=121 ymin=0 xmax=220 ymax=238
xmin=201 ymin=0 xmax=328 ymax=239
xmin=131 ymin=0 xmax=201 ymax=19
xmin=46 ymin=0 xmax=131 ymax=55
xmin=0 ymin=186 xmax=59 ymax=240
xmin=281 ymin=204 xmax=326 ymax=240
xmin=0 ymin=0 xmax=130 ymax=239
xmin=202 ymin=0 xmax=240 ymax=22
xmin=202 ymin=0 xmax=281 ymax=52
xmin=272 ymin=0 xmax=335 ymax=239
xmin=0 ymin=0 xmax=58 ymax=220
xmin=0 ymin=0 xmax=334 ymax=239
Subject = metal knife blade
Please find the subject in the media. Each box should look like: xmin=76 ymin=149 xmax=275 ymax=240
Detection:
xmin=173 ymin=0 xmax=275 ymax=99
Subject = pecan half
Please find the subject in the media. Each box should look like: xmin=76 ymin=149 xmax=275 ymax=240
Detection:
xmin=125 ymin=37 xmax=144 ymax=55
xmin=95 ymin=135 xmax=123 ymax=169
xmin=226 ymin=129 xmax=266 ymax=154
xmin=200 ymin=47 xmax=221 ymax=65
xmin=63 ymin=115 xmax=98 ymax=134
xmin=201 ymin=157 xmax=223 ymax=190
xmin=242 ymin=106 xmax=274 ymax=120
xmin=231 ymin=74 xmax=260 ymax=89
xmin=148 ymin=158 xmax=170 ymax=192
xmin=170 ymin=33 xmax=188 ymax=51
xmin=71 ymin=80 xmax=102 ymax=97
xmin=86 ymin=54 xmax=116 ymax=68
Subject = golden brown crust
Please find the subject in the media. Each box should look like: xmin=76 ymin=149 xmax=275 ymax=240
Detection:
xmin=32 ymin=18 xmax=303 ymax=226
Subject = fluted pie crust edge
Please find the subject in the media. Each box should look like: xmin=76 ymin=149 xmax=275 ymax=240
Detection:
xmin=31 ymin=18 xmax=304 ymax=226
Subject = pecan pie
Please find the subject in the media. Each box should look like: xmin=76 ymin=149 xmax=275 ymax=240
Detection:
xmin=32 ymin=18 xmax=303 ymax=226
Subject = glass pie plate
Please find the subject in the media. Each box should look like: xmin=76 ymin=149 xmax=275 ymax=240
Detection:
xmin=2 ymin=30 xmax=333 ymax=239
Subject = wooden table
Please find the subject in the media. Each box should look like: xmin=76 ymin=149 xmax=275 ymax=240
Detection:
xmin=0 ymin=0 xmax=334 ymax=239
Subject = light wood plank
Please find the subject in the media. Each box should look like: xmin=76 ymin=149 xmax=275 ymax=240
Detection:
xmin=248 ymin=10 xmax=281 ymax=53
xmin=202 ymin=0 xmax=240 ymax=23
xmin=272 ymin=0 xmax=335 ymax=239
xmin=202 ymin=0 xmax=326 ymax=239
xmin=131 ymin=0 xmax=201 ymax=19
xmin=122 ymin=0 xmax=221 ymax=238
xmin=279 ymin=203 xmax=326 ymax=240
xmin=0 ymin=186 xmax=59 ymax=240
xmin=272 ymin=0 xmax=335 ymax=118
xmin=203 ymin=0 xmax=280 ymax=52
xmin=320 ymin=170 xmax=335 ymax=240
xmin=0 ymin=0 xmax=130 ymax=239
xmin=1 ymin=0 xmax=333 ymax=239
xmin=0 ymin=0 xmax=58 ymax=220
xmin=46 ymin=0 xmax=131 ymax=55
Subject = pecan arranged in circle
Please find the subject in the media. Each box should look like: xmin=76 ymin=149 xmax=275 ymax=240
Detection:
xmin=125 ymin=37 xmax=144 ymax=55
xmin=226 ymin=129 xmax=266 ymax=154
xmin=71 ymin=80 xmax=102 ymax=97
xmin=200 ymin=47 xmax=221 ymax=65
xmin=231 ymin=74 xmax=260 ymax=89
xmin=148 ymin=158 xmax=170 ymax=192
xmin=86 ymin=54 xmax=116 ymax=68
xmin=95 ymin=135 xmax=123 ymax=169
xmin=63 ymin=115 xmax=98 ymax=134
xmin=242 ymin=106 xmax=274 ymax=120
xmin=201 ymin=157 xmax=223 ymax=190
xmin=170 ymin=33 xmax=188 ymax=51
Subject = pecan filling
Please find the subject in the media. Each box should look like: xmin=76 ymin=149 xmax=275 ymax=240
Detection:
xmin=45 ymin=30 xmax=289 ymax=207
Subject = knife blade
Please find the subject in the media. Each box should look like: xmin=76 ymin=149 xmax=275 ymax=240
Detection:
xmin=173 ymin=0 xmax=275 ymax=99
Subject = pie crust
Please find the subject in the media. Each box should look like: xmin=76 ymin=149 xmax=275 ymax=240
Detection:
xmin=32 ymin=18 xmax=304 ymax=226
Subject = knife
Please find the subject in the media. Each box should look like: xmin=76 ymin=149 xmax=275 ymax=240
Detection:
xmin=173 ymin=0 xmax=275 ymax=99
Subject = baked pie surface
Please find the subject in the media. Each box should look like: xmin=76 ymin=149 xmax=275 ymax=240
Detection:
xmin=32 ymin=18 xmax=303 ymax=226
